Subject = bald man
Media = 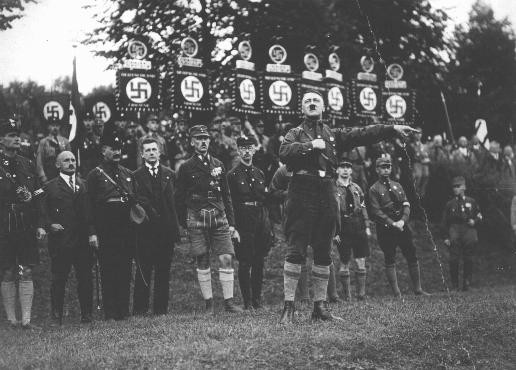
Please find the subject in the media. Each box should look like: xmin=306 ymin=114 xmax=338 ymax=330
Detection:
xmin=39 ymin=151 xmax=98 ymax=324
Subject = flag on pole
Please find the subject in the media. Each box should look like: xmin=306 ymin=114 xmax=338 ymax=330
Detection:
xmin=69 ymin=52 xmax=83 ymax=152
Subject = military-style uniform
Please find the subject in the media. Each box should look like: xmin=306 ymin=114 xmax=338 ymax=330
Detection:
xmin=369 ymin=155 xmax=428 ymax=297
xmin=227 ymin=146 xmax=273 ymax=309
xmin=86 ymin=132 xmax=135 ymax=320
xmin=79 ymin=132 xmax=102 ymax=177
xmin=36 ymin=134 xmax=71 ymax=182
xmin=442 ymin=176 xmax=481 ymax=290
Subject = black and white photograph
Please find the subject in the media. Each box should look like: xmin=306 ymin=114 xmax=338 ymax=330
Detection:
xmin=0 ymin=0 xmax=515 ymax=368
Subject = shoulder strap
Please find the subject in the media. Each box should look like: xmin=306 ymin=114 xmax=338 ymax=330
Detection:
xmin=96 ymin=166 xmax=129 ymax=196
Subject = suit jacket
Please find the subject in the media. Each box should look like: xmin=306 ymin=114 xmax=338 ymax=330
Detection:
xmin=39 ymin=175 xmax=95 ymax=252
xmin=133 ymin=164 xmax=180 ymax=243
xmin=175 ymin=154 xmax=235 ymax=227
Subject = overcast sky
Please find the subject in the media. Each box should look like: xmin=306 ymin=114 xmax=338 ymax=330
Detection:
xmin=0 ymin=0 xmax=515 ymax=94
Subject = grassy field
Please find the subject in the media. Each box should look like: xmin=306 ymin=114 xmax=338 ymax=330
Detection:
xmin=0 ymin=222 xmax=515 ymax=369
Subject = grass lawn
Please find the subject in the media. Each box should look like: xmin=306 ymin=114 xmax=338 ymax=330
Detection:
xmin=0 ymin=222 xmax=515 ymax=369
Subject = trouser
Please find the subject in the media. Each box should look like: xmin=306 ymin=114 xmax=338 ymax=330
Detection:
xmin=449 ymin=224 xmax=477 ymax=286
xmin=284 ymin=175 xmax=337 ymax=266
xmin=238 ymin=258 xmax=264 ymax=305
xmin=376 ymin=224 xmax=418 ymax=267
xmin=133 ymin=233 xmax=174 ymax=315
xmin=50 ymin=245 xmax=93 ymax=319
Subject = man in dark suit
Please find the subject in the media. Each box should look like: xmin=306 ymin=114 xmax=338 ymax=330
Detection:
xmin=40 ymin=151 xmax=98 ymax=324
xmin=133 ymin=138 xmax=179 ymax=315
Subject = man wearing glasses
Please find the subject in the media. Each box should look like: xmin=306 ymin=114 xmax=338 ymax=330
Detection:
xmin=369 ymin=154 xmax=430 ymax=298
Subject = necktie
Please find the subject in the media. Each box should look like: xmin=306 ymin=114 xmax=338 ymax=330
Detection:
xmin=69 ymin=175 xmax=74 ymax=192
xmin=151 ymin=166 xmax=157 ymax=178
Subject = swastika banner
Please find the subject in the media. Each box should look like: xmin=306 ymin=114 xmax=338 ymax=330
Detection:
xmin=351 ymin=80 xmax=381 ymax=119
xmin=84 ymin=95 xmax=117 ymax=124
xmin=233 ymin=70 xmax=260 ymax=115
xmin=261 ymin=74 xmax=299 ymax=115
xmin=300 ymin=79 xmax=326 ymax=116
xmin=381 ymin=88 xmax=416 ymax=125
xmin=171 ymin=68 xmax=212 ymax=111
xmin=324 ymin=81 xmax=350 ymax=120
xmin=38 ymin=94 xmax=70 ymax=124
xmin=116 ymin=69 xmax=161 ymax=112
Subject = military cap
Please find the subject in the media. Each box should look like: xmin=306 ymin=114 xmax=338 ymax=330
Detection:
xmin=376 ymin=154 xmax=392 ymax=167
xmin=189 ymin=125 xmax=209 ymax=138
xmin=100 ymin=126 xmax=123 ymax=149
xmin=147 ymin=113 xmax=158 ymax=121
xmin=228 ymin=116 xmax=242 ymax=125
xmin=338 ymin=156 xmax=353 ymax=167
xmin=0 ymin=118 xmax=20 ymax=136
xmin=47 ymin=115 xmax=61 ymax=125
xmin=452 ymin=176 xmax=466 ymax=186
xmin=236 ymin=136 xmax=256 ymax=147
xmin=84 ymin=111 xmax=94 ymax=120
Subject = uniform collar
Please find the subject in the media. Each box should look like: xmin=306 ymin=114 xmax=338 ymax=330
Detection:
xmin=145 ymin=161 xmax=159 ymax=170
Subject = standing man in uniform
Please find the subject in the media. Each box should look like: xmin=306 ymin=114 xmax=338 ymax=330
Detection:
xmin=86 ymin=128 xmax=135 ymax=321
xmin=279 ymin=91 xmax=417 ymax=323
xmin=0 ymin=119 xmax=46 ymax=328
xmin=36 ymin=116 xmax=71 ymax=183
xmin=227 ymin=137 xmax=273 ymax=309
xmin=369 ymin=155 xmax=430 ymax=298
xmin=39 ymin=151 xmax=98 ymax=324
xmin=333 ymin=158 xmax=371 ymax=301
xmin=175 ymin=125 xmax=242 ymax=313
xmin=133 ymin=138 xmax=180 ymax=315
xmin=443 ymin=176 xmax=482 ymax=291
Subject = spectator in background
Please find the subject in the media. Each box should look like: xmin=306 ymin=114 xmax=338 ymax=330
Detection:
xmin=36 ymin=116 xmax=71 ymax=183
xmin=409 ymin=128 xmax=430 ymax=198
xmin=449 ymin=136 xmax=478 ymax=182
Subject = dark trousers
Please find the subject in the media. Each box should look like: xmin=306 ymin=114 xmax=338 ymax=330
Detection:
xmin=238 ymin=258 xmax=264 ymax=305
xmin=376 ymin=224 xmax=418 ymax=267
xmin=449 ymin=224 xmax=477 ymax=285
xmin=97 ymin=204 xmax=133 ymax=320
xmin=284 ymin=175 xmax=337 ymax=266
xmin=133 ymin=232 xmax=173 ymax=315
xmin=50 ymin=245 xmax=93 ymax=319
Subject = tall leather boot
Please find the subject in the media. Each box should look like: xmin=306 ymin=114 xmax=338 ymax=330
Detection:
xmin=463 ymin=257 xmax=473 ymax=291
xmin=408 ymin=262 xmax=431 ymax=296
xmin=385 ymin=265 xmax=402 ymax=298
xmin=449 ymin=260 xmax=459 ymax=291
xmin=280 ymin=301 xmax=296 ymax=324
xmin=251 ymin=259 xmax=264 ymax=309
xmin=238 ymin=263 xmax=252 ymax=309
xmin=356 ymin=268 xmax=367 ymax=300
xmin=340 ymin=270 xmax=352 ymax=300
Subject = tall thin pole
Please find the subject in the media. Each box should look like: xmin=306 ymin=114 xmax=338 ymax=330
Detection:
xmin=440 ymin=91 xmax=455 ymax=144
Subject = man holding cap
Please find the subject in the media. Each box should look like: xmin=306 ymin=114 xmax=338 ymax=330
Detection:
xmin=0 ymin=118 xmax=46 ymax=329
xmin=369 ymin=154 xmax=430 ymax=298
xmin=86 ymin=127 xmax=135 ymax=320
xmin=175 ymin=125 xmax=242 ymax=313
xmin=279 ymin=90 xmax=418 ymax=323
xmin=227 ymin=136 xmax=273 ymax=309
xmin=443 ymin=176 xmax=482 ymax=291
xmin=333 ymin=157 xmax=371 ymax=301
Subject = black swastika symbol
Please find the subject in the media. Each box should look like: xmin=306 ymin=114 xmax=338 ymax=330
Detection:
xmin=94 ymin=104 xmax=107 ymax=119
xmin=46 ymin=105 xmax=61 ymax=119
xmin=328 ymin=88 xmax=343 ymax=110
xmin=128 ymin=81 xmax=150 ymax=100
xmin=360 ymin=88 xmax=377 ymax=110
xmin=129 ymin=44 xmax=146 ymax=58
xmin=183 ymin=78 xmax=202 ymax=99
xmin=240 ymin=80 xmax=255 ymax=103
xmin=270 ymin=82 xmax=290 ymax=105
xmin=387 ymin=96 xmax=406 ymax=117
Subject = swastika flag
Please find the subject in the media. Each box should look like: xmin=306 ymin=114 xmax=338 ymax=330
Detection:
xmin=38 ymin=93 xmax=70 ymax=125
xmin=116 ymin=69 xmax=161 ymax=112
xmin=324 ymin=81 xmax=350 ymax=120
xmin=381 ymin=88 xmax=415 ymax=125
xmin=351 ymin=80 xmax=381 ymax=119
xmin=233 ymin=70 xmax=260 ymax=115
xmin=261 ymin=74 xmax=299 ymax=115
xmin=172 ymin=67 xmax=212 ymax=111
xmin=84 ymin=95 xmax=117 ymax=124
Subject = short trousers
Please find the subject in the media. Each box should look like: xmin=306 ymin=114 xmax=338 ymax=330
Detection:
xmin=186 ymin=208 xmax=234 ymax=257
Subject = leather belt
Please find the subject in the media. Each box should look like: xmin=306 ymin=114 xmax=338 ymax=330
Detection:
xmin=294 ymin=171 xmax=333 ymax=179
xmin=243 ymin=201 xmax=263 ymax=206
xmin=106 ymin=196 xmax=128 ymax=203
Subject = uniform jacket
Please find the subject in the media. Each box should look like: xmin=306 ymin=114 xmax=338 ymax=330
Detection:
xmin=133 ymin=164 xmax=180 ymax=243
xmin=86 ymin=163 xmax=136 ymax=211
xmin=442 ymin=195 xmax=481 ymax=230
xmin=39 ymin=175 xmax=95 ymax=251
xmin=335 ymin=180 xmax=369 ymax=231
xmin=369 ymin=179 xmax=410 ymax=226
xmin=175 ymin=154 xmax=235 ymax=227
xmin=36 ymin=135 xmax=71 ymax=181
xmin=227 ymin=162 xmax=267 ymax=205
xmin=0 ymin=153 xmax=42 ymax=233
xmin=279 ymin=121 xmax=396 ymax=176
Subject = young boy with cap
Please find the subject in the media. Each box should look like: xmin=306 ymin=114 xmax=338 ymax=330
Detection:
xmin=443 ymin=176 xmax=482 ymax=291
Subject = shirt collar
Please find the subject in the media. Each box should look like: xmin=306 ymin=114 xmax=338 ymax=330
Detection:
xmin=60 ymin=172 xmax=75 ymax=185
xmin=145 ymin=161 xmax=159 ymax=170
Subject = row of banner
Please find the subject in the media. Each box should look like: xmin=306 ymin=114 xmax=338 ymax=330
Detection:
xmin=38 ymin=37 xmax=416 ymax=126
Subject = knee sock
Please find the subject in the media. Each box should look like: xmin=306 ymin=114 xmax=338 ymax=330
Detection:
xmin=312 ymin=264 xmax=330 ymax=302
xmin=196 ymin=268 xmax=213 ymax=300
xmin=1 ymin=281 xmax=17 ymax=324
xmin=327 ymin=262 xmax=338 ymax=299
xmin=218 ymin=268 xmax=234 ymax=300
xmin=19 ymin=280 xmax=34 ymax=325
xmin=296 ymin=262 xmax=310 ymax=301
xmin=284 ymin=261 xmax=301 ymax=301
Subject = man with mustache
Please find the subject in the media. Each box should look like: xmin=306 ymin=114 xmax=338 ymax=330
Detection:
xmin=36 ymin=115 xmax=71 ymax=183
xmin=279 ymin=91 xmax=419 ymax=323
xmin=39 ymin=151 xmax=98 ymax=324
xmin=175 ymin=125 xmax=242 ymax=313
xmin=86 ymin=128 xmax=135 ymax=320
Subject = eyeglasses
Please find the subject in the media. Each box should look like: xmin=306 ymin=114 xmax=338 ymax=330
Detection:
xmin=239 ymin=146 xmax=254 ymax=151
